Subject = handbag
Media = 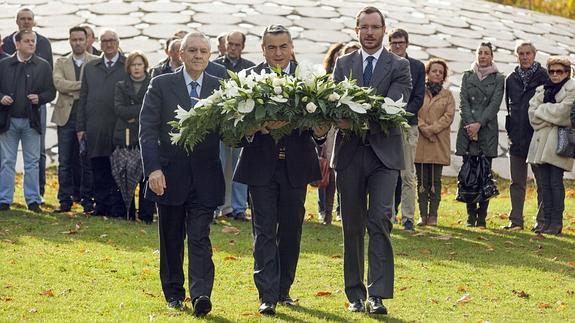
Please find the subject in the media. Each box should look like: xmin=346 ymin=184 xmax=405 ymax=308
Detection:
xmin=556 ymin=127 xmax=575 ymax=158
xmin=310 ymin=157 xmax=330 ymax=188
xmin=456 ymin=155 xmax=499 ymax=203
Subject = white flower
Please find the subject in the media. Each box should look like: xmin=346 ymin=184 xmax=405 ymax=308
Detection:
xmin=346 ymin=101 xmax=367 ymax=114
xmin=175 ymin=105 xmax=192 ymax=123
xmin=271 ymin=95 xmax=288 ymax=103
xmin=237 ymin=99 xmax=255 ymax=113
xmin=274 ymin=86 xmax=282 ymax=95
xmin=362 ymin=103 xmax=371 ymax=110
xmin=381 ymin=96 xmax=407 ymax=115
xmin=328 ymin=92 xmax=340 ymax=102
xmin=272 ymin=77 xmax=285 ymax=87
xmin=306 ymin=102 xmax=317 ymax=113
xmin=169 ymin=131 xmax=182 ymax=144
xmin=224 ymin=85 xmax=239 ymax=98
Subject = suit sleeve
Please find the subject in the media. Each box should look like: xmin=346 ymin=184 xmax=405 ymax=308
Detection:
xmin=387 ymin=58 xmax=412 ymax=102
xmin=139 ymin=77 xmax=163 ymax=177
xmin=406 ymin=61 xmax=424 ymax=114
xmin=76 ymin=67 xmax=89 ymax=132
xmin=53 ymin=59 xmax=81 ymax=95
xmin=477 ymin=74 xmax=504 ymax=126
xmin=38 ymin=63 xmax=56 ymax=105
xmin=332 ymin=57 xmax=345 ymax=83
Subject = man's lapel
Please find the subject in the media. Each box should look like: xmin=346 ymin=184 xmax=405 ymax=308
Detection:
xmin=370 ymin=48 xmax=392 ymax=89
xmin=352 ymin=51 xmax=364 ymax=86
xmin=172 ymin=69 xmax=193 ymax=109
xmin=63 ymin=54 xmax=76 ymax=80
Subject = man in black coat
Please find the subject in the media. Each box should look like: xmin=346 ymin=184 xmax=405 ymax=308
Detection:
xmin=77 ymin=29 xmax=127 ymax=217
xmin=2 ymin=8 xmax=53 ymax=198
xmin=388 ymin=28 xmax=425 ymax=231
xmin=0 ymin=30 xmax=55 ymax=212
xmin=140 ymin=32 xmax=224 ymax=317
xmin=504 ymin=41 xmax=548 ymax=231
xmin=332 ymin=7 xmax=411 ymax=315
xmin=233 ymin=25 xmax=327 ymax=316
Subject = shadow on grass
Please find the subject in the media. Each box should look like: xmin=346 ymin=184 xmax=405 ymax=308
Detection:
xmin=284 ymin=303 xmax=409 ymax=322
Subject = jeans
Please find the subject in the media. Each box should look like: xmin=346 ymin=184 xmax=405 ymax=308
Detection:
xmin=0 ymin=118 xmax=41 ymax=205
xmin=219 ymin=143 xmax=248 ymax=216
xmin=536 ymin=163 xmax=565 ymax=226
xmin=56 ymin=117 xmax=81 ymax=207
xmin=39 ymin=104 xmax=46 ymax=197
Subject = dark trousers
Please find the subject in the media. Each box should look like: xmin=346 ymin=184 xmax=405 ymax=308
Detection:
xmin=57 ymin=118 xmax=94 ymax=208
xmin=394 ymin=176 xmax=401 ymax=217
xmin=91 ymin=156 xmax=125 ymax=217
xmin=415 ymin=163 xmax=443 ymax=218
xmin=536 ymin=163 xmax=565 ymax=226
xmin=465 ymin=157 xmax=492 ymax=223
xmin=40 ymin=104 xmax=46 ymax=197
xmin=317 ymin=168 xmax=336 ymax=224
xmin=158 ymin=202 xmax=215 ymax=302
xmin=249 ymin=160 xmax=306 ymax=304
xmin=127 ymin=180 xmax=155 ymax=222
xmin=337 ymin=146 xmax=395 ymax=302
xmin=509 ymin=155 xmax=542 ymax=226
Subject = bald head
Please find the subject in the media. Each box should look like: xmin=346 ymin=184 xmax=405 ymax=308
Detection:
xmin=226 ymin=31 xmax=246 ymax=60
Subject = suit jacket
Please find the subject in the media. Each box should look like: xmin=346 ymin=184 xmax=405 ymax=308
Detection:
xmin=150 ymin=58 xmax=228 ymax=79
xmin=331 ymin=48 xmax=412 ymax=171
xmin=212 ymin=56 xmax=255 ymax=73
xmin=233 ymin=62 xmax=322 ymax=187
xmin=139 ymin=69 xmax=224 ymax=207
xmin=77 ymin=55 xmax=128 ymax=158
xmin=406 ymin=55 xmax=425 ymax=125
xmin=2 ymin=32 xmax=53 ymax=68
xmin=52 ymin=52 xmax=98 ymax=126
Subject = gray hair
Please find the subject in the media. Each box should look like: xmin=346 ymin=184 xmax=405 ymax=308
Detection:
xmin=181 ymin=32 xmax=211 ymax=51
xmin=515 ymin=40 xmax=537 ymax=55
xmin=261 ymin=25 xmax=292 ymax=42
xmin=99 ymin=28 xmax=119 ymax=42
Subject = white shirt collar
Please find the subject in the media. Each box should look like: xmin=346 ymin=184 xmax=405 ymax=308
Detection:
xmin=182 ymin=69 xmax=204 ymax=93
xmin=72 ymin=54 xmax=85 ymax=67
xmin=104 ymin=52 xmax=119 ymax=66
xmin=16 ymin=52 xmax=32 ymax=62
xmin=283 ymin=62 xmax=291 ymax=75
xmin=361 ymin=46 xmax=384 ymax=63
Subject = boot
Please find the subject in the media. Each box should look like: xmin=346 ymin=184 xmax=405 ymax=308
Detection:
xmin=476 ymin=201 xmax=488 ymax=228
xmin=543 ymin=223 xmax=562 ymax=235
xmin=417 ymin=216 xmax=428 ymax=226
xmin=427 ymin=216 xmax=437 ymax=226
xmin=466 ymin=204 xmax=477 ymax=227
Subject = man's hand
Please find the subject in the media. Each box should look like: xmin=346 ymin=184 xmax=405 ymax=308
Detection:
xmin=264 ymin=120 xmax=289 ymax=130
xmin=1 ymin=95 xmax=14 ymax=105
xmin=149 ymin=169 xmax=166 ymax=196
xmin=336 ymin=119 xmax=352 ymax=129
xmin=27 ymin=94 xmax=39 ymax=105
xmin=313 ymin=125 xmax=330 ymax=138
xmin=465 ymin=122 xmax=481 ymax=139
xmin=76 ymin=131 xmax=86 ymax=142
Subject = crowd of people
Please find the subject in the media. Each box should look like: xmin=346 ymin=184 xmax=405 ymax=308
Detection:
xmin=1 ymin=5 xmax=575 ymax=318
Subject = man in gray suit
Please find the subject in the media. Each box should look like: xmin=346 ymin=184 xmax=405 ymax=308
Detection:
xmin=332 ymin=6 xmax=412 ymax=315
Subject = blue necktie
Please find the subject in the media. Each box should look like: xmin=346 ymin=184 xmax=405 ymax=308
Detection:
xmin=189 ymin=81 xmax=199 ymax=107
xmin=363 ymin=56 xmax=375 ymax=86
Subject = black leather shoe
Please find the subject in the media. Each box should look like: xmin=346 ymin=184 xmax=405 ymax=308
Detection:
xmin=543 ymin=224 xmax=562 ymax=235
xmin=279 ymin=295 xmax=298 ymax=306
xmin=534 ymin=222 xmax=549 ymax=234
xmin=28 ymin=202 xmax=42 ymax=213
xmin=367 ymin=297 xmax=388 ymax=315
xmin=347 ymin=299 xmax=365 ymax=312
xmin=166 ymin=299 xmax=185 ymax=311
xmin=0 ymin=203 xmax=10 ymax=211
xmin=258 ymin=302 xmax=276 ymax=315
xmin=55 ymin=204 xmax=72 ymax=213
xmin=234 ymin=212 xmax=249 ymax=222
xmin=502 ymin=223 xmax=523 ymax=230
xmin=192 ymin=296 xmax=212 ymax=317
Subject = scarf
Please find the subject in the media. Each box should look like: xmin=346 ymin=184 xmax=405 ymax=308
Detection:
xmin=543 ymin=77 xmax=569 ymax=103
xmin=472 ymin=62 xmax=499 ymax=81
xmin=426 ymin=81 xmax=443 ymax=97
xmin=515 ymin=61 xmax=541 ymax=91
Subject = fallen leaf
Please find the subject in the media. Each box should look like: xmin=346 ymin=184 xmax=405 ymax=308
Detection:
xmin=567 ymin=290 xmax=574 ymax=297
xmin=40 ymin=289 xmax=54 ymax=297
xmin=140 ymin=229 xmax=147 ymax=234
xmin=455 ymin=293 xmax=472 ymax=305
xmin=496 ymin=212 xmax=508 ymax=220
xmin=419 ymin=248 xmax=432 ymax=255
xmin=552 ymin=257 xmax=559 ymax=261
xmin=399 ymin=286 xmax=408 ymax=291
xmin=532 ymin=234 xmax=545 ymax=241
xmin=99 ymin=234 xmax=108 ymax=239
xmin=0 ymin=296 xmax=13 ymax=302
xmin=228 ymin=240 xmax=236 ymax=245
xmin=477 ymin=236 xmax=489 ymax=241
xmin=512 ymin=290 xmax=529 ymax=298
xmin=567 ymin=261 xmax=575 ymax=268
xmin=2 ymin=239 xmax=15 ymax=244
xmin=315 ymin=291 xmax=332 ymax=297
xmin=430 ymin=298 xmax=439 ymax=304
xmin=432 ymin=235 xmax=452 ymax=241
xmin=59 ymin=288 xmax=72 ymax=296
xmin=142 ymin=290 xmax=156 ymax=297
xmin=504 ymin=241 xmax=515 ymax=247
xmin=224 ymin=256 xmax=238 ymax=261
xmin=240 ymin=311 xmax=262 ymax=317
xmin=537 ymin=302 xmax=552 ymax=309
xmin=457 ymin=285 xmax=467 ymax=293
xmin=556 ymin=301 xmax=567 ymax=311
xmin=412 ymin=232 xmax=426 ymax=237
xmin=28 ymin=308 xmax=37 ymax=313
xmin=486 ymin=247 xmax=495 ymax=252
xmin=331 ymin=255 xmax=342 ymax=259
xmin=449 ymin=251 xmax=457 ymax=256
xmin=221 ymin=226 xmax=240 ymax=235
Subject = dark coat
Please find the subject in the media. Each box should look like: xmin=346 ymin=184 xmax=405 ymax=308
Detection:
xmin=0 ymin=54 xmax=55 ymax=134
xmin=331 ymin=48 xmax=412 ymax=171
xmin=113 ymin=74 xmax=151 ymax=148
xmin=139 ymin=70 xmax=224 ymax=207
xmin=150 ymin=58 xmax=228 ymax=79
xmin=212 ymin=56 xmax=255 ymax=73
xmin=233 ymin=62 xmax=322 ymax=187
xmin=149 ymin=58 xmax=175 ymax=79
xmin=572 ymin=99 xmax=575 ymax=128
xmin=0 ymin=52 xmax=9 ymax=60
xmin=2 ymin=32 xmax=53 ymax=68
xmin=455 ymin=69 xmax=505 ymax=158
xmin=406 ymin=55 xmax=425 ymax=125
xmin=505 ymin=66 xmax=549 ymax=158
xmin=77 ymin=55 xmax=128 ymax=158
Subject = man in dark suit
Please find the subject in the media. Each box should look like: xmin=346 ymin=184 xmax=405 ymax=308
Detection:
xmin=213 ymin=31 xmax=255 ymax=221
xmin=332 ymin=6 xmax=412 ymax=315
xmin=139 ymin=32 xmax=224 ymax=317
xmin=76 ymin=29 xmax=127 ymax=217
xmin=233 ymin=24 xmax=327 ymax=316
xmin=388 ymin=28 xmax=425 ymax=230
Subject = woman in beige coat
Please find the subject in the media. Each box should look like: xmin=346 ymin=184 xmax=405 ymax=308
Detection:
xmin=527 ymin=56 xmax=575 ymax=235
xmin=415 ymin=58 xmax=455 ymax=226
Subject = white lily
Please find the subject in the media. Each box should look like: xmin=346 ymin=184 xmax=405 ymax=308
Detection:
xmin=381 ymin=96 xmax=407 ymax=115
xmin=273 ymin=86 xmax=282 ymax=95
xmin=169 ymin=131 xmax=182 ymax=144
xmin=237 ymin=98 xmax=255 ymax=113
xmin=270 ymin=95 xmax=288 ymax=103
xmin=175 ymin=105 xmax=192 ymax=123
xmin=224 ymin=85 xmax=240 ymax=98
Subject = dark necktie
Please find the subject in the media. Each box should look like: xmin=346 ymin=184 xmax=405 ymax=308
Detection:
xmin=107 ymin=60 xmax=113 ymax=68
xmin=189 ymin=81 xmax=199 ymax=107
xmin=363 ymin=56 xmax=375 ymax=86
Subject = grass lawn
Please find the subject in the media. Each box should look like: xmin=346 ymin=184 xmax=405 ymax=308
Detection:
xmin=1 ymin=168 xmax=574 ymax=322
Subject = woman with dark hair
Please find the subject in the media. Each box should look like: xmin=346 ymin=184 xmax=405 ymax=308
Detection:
xmin=415 ymin=58 xmax=455 ymax=226
xmin=455 ymin=42 xmax=504 ymax=228
xmin=113 ymin=51 xmax=155 ymax=223
xmin=527 ymin=56 xmax=575 ymax=235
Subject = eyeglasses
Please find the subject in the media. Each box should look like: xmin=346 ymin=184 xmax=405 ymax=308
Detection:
xmin=390 ymin=41 xmax=407 ymax=47
xmin=358 ymin=25 xmax=383 ymax=32
xmin=100 ymin=38 xmax=117 ymax=44
xmin=548 ymin=69 xmax=566 ymax=75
